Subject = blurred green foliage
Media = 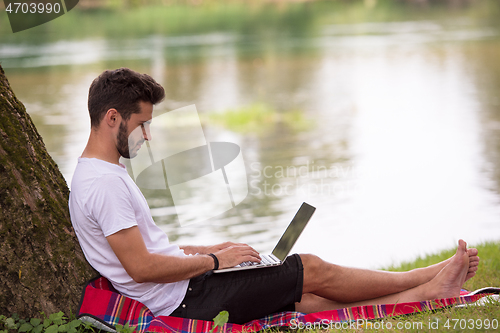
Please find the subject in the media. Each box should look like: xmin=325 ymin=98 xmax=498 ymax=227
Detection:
xmin=1 ymin=0 xmax=499 ymax=43
xmin=206 ymin=103 xmax=312 ymax=134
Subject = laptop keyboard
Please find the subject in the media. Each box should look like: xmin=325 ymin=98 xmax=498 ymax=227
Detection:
xmin=238 ymin=254 xmax=278 ymax=267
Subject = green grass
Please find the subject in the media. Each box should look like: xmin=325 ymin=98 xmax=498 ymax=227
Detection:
xmin=1 ymin=241 xmax=499 ymax=333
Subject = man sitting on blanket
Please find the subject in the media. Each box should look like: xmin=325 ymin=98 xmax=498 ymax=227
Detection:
xmin=69 ymin=67 xmax=480 ymax=325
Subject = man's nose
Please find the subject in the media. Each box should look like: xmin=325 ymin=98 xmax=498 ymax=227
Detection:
xmin=142 ymin=124 xmax=152 ymax=141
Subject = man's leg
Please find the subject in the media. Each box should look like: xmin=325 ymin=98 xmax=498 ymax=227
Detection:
xmin=296 ymin=240 xmax=479 ymax=313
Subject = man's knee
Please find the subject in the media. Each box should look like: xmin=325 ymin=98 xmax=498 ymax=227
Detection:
xmin=300 ymin=253 xmax=324 ymax=285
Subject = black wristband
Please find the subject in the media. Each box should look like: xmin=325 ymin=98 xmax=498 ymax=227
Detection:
xmin=207 ymin=253 xmax=219 ymax=270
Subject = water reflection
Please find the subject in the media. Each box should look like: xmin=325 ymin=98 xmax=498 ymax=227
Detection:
xmin=2 ymin=5 xmax=500 ymax=268
xmin=466 ymin=40 xmax=500 ymax=193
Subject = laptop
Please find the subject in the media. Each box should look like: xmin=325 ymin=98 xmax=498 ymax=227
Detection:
xmin=214 ymin=202 xmax=316 ymax=273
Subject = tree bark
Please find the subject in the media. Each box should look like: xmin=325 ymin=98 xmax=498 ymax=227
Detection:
xmin=0 ymin=65 xmax=96 ymax=318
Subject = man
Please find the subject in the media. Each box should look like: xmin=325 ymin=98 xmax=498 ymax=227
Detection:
xmin=69 ymin=68 xmax=480 ymax=325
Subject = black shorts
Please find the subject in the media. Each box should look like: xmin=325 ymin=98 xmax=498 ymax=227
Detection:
xmin=170 ymin=254 xmax=304 ymax=324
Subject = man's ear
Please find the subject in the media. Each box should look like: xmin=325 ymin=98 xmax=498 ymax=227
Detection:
xmin=104 ymin=108 xmax=120 ymax=127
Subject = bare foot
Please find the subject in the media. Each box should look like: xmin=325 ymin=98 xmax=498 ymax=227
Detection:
xmin=425 ymin=239 xmax=469 ymax=300
xmin=466 ymin=247 xmax=480 ymax=282
xmin=417 ymin=245 xmax=480 ymax=283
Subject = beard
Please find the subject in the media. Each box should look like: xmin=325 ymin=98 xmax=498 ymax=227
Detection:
xmin=117 ymin=121 xmax=132 ymax=159
xmin=117 ymin=121 xmax=145 ymax=159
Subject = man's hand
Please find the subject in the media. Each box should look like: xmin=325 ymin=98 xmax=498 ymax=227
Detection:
xmin=213 ymin=244 xmax=261 ymax=269
xmin=181 ymin=242 xmax=261 ymax=269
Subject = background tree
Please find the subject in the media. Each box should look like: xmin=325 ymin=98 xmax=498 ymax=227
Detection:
xmin=0 ymin=65 xmax=95 ymax=318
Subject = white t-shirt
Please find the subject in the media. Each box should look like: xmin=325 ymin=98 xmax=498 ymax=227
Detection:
xmin=69 ymin=157 xmax=189 ymax=316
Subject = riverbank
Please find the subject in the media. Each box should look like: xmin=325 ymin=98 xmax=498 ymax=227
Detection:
xmin=1 ymin=0 xmax=499 ymax=42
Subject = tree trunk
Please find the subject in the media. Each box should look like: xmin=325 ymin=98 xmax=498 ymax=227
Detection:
xmin=0 ymin=65 xmax=96 ymax=318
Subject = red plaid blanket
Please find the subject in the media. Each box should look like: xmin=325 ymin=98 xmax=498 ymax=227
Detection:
xmin=77 ymin=276 xmax=492 ymax=333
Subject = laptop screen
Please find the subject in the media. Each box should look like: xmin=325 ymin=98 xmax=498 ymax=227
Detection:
xmin=272 ymin=202 xmax=316 ymax=260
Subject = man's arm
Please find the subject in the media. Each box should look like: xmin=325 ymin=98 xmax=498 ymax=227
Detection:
xmin=106 ymin=226 xmax=260 ymax=284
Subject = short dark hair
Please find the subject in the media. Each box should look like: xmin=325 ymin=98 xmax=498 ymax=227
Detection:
xmin=88 ymin=68 xmax=165 ymax=128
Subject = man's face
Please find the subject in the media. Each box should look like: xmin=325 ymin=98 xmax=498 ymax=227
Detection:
xmin=116 ymin=101 xmax=153 ymax=159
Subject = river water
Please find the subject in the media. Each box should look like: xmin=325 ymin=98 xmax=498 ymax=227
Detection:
xmin=2 ymin=2 xmax=500 ymax=268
